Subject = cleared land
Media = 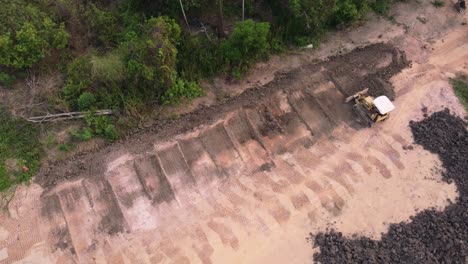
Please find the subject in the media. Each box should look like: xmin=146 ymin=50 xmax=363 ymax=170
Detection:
xmin=0 ymin=1 xmax=467 ymax=263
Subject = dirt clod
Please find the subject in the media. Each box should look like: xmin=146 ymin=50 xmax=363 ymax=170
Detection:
xmin=311 ymin=109 xmax=468 ymax=263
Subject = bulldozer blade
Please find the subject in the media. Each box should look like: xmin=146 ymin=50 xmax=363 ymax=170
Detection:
xmin=344 ymin=88 xmax=369 ymax=103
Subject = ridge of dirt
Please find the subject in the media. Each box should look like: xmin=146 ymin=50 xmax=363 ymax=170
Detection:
xmin=35 ymin=43 xmax=409 ymax=190
xmin=310 ymin=109 xmax=468 ymax=263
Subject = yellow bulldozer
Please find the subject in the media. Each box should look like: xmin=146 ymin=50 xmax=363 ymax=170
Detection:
xmin=345 ymin=88 xmax=395 ymax=127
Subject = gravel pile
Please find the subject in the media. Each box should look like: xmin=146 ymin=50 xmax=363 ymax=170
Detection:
xmin=311 ymin=109 xmax=468 ymax=263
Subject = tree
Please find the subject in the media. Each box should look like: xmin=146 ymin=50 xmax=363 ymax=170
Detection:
xmin=221 ymin=19 xmax=270 ymax=70
xmin=0 ymin=0 xmax=68 ymax=69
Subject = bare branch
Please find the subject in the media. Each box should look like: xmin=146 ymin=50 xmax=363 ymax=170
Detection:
xmin=27 ymin=110 xmax=113 ymax=123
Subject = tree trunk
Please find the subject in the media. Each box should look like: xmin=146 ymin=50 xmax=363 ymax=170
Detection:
xmin=179 ymin=0 xmax=189 ymax=27
xmin=242 ymin=0 xmax=245 ymax=21
xmin=217 ymin=0 xmax=225 ymax=38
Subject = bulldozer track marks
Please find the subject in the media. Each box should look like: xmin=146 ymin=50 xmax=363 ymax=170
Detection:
xmin=2 ymin=43 xmax=423 ymax=264
xmin=35 ymin=111 xmax=410 ymax=263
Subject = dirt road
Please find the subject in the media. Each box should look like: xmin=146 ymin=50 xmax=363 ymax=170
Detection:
xmin=0 ymin=1 xmax=467 ymax=263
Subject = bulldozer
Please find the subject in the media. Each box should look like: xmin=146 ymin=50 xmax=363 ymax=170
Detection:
xmin=345 ymin=88 xmax=395 ymax=127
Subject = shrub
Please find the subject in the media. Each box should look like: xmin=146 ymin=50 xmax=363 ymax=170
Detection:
xmin=71 ymin=127 xmax=93 ymax=141
xmin=0 ymin=108 xmax=42 ymax=191
xmin=333 ymin=0 xmax=360 ymax=25
xmin=177 ymin=34 xmax=224 ymax=80
xmin=85 ymin=4 xmax=120 ymax=46
xmin=78 ymin=92 xmax=97 ymax=110
xmin=0 ymin=72 xmax=16 ymax=87
xmin=90 ymin=52 xmax=126 ymax=83
xmin=122 ymin=16 xmax=181 ymax=98
xmin=104 ymin=124 xmax=119 ymax=141
xmin=63 ymin=55 xmax=93 ymax=109
xmin=221 ymin=20 xmax=271 ymax=71
xmin=450 ymin=75 xmax=468 ymax=110
xmin=431 ymin=0 xmax=445 ymax=7
xmin=371 ymin=0 xmax=391 ymax=14
xmin=62 ymin=16 xmax=185 ymax=114
xmin=58 ymin=143 xmax=74 ymax=152
xmin=84 ymin=112 xmax=119 ymax=141
xmin=162 ymin=78 xmax=203 ymax=105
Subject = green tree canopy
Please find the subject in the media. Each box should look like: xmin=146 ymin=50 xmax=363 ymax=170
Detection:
xmin=0 ymin=0 xmax=68 ymax=69
xmin=221 ymin=19 xmax=271 ymax=71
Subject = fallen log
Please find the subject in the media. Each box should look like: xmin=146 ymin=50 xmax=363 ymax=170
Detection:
xmin=27 ymin=110 xmax=113 ymax=123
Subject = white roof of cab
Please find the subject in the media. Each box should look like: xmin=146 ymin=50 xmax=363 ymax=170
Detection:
xmin=374 ymin=96 xmax=395 ymax=114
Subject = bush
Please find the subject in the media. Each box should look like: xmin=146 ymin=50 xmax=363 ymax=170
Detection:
xmin=71 ymin=127 xmax=93 ymax=141
xmin=58 ymin=143 xmax=74 ymax=152
xmin=85 ymin=4 xmax=120 ymax=46
xmin=90 ymin=52 xmax=126 ymax=83
xmin=0 ymin=108 xmax=42 ymax=191
xmin=78 ymin=92 xmax=97 ymax=110
xmin=84 ymin=112 xmax=119 ymax=141
xmin=162 ymin=78 xmax=203 ymax=105
xmin=0 ymin=72 xmax=16 ymax=87
xmin=120 ymin=16 xmax=181 ymax=98
xmin=221 ymin=20 xmax=271 ymax=72
xmin=332 ymin=0 xmax=360 ymax=25
xmin=431 ymin=0 xmax=445 ymax=7
xmin=371 ymin=0 xmax=392 ymax=14
xmin=104 ymin=124 xmax=119 ymax=141
xmin=61 ymin=16 xmax=185 ymax=114
xmin=177 ymin=34 xmax=224 ymax=80
xmin=450 ymin=75 xmax=468 ymax=110
xmin=0 ymin=0 xmax=68 ymax=69
xmin=63 ymin=55 xmax=92 ymax=109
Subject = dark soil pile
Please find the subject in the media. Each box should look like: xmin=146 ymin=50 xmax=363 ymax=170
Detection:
xmin=311 ymin=109 xmax=468 ymax=263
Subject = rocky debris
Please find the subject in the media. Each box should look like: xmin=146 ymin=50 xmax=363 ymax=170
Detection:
xmin=311 ymin=109 xmax=468 ymax=263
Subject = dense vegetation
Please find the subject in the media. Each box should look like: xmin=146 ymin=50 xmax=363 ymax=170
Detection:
xmin=1 ymin=0 xmax=399 ymax=112
xmin=0 ymin=0 xmax=401 ymax=190
xmin=0 ymin=109 xmax=42 ymax=191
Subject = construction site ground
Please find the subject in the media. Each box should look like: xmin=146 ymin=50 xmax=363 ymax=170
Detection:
xmin=1 ymin=1 xmax=467 ymax=263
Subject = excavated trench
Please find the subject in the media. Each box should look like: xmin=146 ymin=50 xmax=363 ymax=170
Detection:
xmin=311 ymin=109 xmax=468 ymax=263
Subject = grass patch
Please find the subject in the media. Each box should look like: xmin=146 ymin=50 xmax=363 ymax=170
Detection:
xmin=431 ymin=0 xmax=445 ymax=7
xmin=0 ymin=109 xmax=42 ymax=191
xmin=450 ymin=75 xmax=468 ymax=110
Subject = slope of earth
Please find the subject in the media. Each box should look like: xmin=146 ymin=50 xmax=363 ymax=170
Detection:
xmin=0 ymin=1 xmax=467 ymax=264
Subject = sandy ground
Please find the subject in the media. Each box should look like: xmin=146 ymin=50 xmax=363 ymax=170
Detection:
xmin=0 ymin=1 xmax=467 ymax=264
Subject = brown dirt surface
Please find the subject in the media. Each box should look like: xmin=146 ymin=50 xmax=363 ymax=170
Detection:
xmin=311 ymin=109 xmax=468 ymax=263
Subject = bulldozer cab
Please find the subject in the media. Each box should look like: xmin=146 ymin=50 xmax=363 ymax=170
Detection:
xmin=370 ymin=95 xmax=394 ymax=123
xmin=373 ymin=96 xmax=395 ymax=115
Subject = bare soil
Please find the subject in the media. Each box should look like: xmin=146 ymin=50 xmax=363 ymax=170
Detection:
xmin=0 ymin=1 xmax=467 ymax=263
xmin=312 ymin=109 xmax=468 ymax=263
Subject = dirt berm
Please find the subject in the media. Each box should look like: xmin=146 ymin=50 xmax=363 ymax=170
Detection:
xmin=311 ymin=109 xmax=468 ymax=263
